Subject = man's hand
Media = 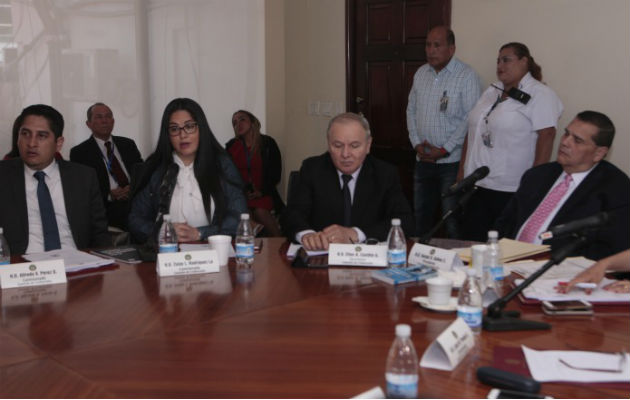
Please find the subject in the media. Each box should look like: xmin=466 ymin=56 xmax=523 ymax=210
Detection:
xmin=110 ymin=186 xmax=130 ymax=201
xmin=301 ymin=225 xmax=359 ymax=251
xmin=418 ymin=141 xmax=444 ymax=162
xmin=301 ymin=232 xmax=330 ymax=251
xmin=172 ymin=223 xmax=201 ymax=242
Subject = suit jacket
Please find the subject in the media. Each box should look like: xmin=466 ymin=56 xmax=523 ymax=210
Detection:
xmin=0 ymin=159 xmax=111 ymax=255
xmin=281 ymin=153 xmax=414 ymax=241
xmin=496 ymin=161 xmax=630 ymax=260
xmin=70 ymin=135 xmax=143 ymax=228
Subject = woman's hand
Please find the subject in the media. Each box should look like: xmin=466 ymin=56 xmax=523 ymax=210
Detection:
xmin=172 ymin=223 xmax=201 ymax=242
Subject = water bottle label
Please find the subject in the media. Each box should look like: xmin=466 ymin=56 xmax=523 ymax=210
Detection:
xmin=236 ymin=243 xmax=254 ymax=258
xmin=490 ymin=266 xmax=504 ymax=281
xmin=385 ymin=373 xmax=418 ymax=399
xmin=159 ymin=243 xmax=178 ymax=253
xmin=457 ymin=306 xmax=482 ymax=328
xmin=0 ymin=259 xmax=9 ymax=265
xmin=387 ymin=249 xmax=406 ymax=266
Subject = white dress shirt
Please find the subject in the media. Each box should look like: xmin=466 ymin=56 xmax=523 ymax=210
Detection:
xmin=169 ymin=153 xmax=212 ymax=228
xmin=516 ymin=165 xmax=596 ymax=244
xmin=24 ymin=161 xmax=77 ymax=254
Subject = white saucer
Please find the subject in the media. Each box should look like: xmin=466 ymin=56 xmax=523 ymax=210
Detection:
xmin=412 ymin=296 xmax=458 ymax=313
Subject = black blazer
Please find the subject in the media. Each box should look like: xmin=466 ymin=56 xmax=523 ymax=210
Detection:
xmin=0 ymin=159 xmax=111 ymax=255
xmin=70 ymin=135 xmax=143 ymax=204
xmin=281 ymin=153 xmax=414 ymax=241
xmin=496 ymin=161 xmax=630 ymax=260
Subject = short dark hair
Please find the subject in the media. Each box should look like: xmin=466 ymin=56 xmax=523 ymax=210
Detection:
xmin=16 ymin=104 xmax=64 ymax=139
xmin=446 ymin=28 xmax=455 ymax=46
xmin=576 ymin=110 xmax=615 ymax=147
xmin=86 ymin=102 xmax=109 ymax=121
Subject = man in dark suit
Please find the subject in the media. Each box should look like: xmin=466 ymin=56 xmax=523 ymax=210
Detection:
xmin=0 ymin=104 xmax=110 ymax=255
xmin=496 ymin=111 xmax=629 ymax=260
xmin=70 ymin=103 xmax=143 ymax=230
xmin=282 ymin=112 xmax=413 ymax=250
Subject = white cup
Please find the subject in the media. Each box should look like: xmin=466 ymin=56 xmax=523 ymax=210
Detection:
xmin=426 ymin=277 xmax=453 ymax=305
xmin=208 ymin=235 xmax=231 ymax=266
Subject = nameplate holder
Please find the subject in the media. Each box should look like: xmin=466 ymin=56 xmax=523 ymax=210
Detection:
xmin=156 ymin=250 xmax=220 ymax=277
xmin=328 ymin=244 xmax=387 ymax=267
xmin=0 ymin=260 xmax=67 ymax=289
xmin=419 ymin=317 xmax=474 ymax=371
xmin=408 ymin=243 xmax=463 ymax=270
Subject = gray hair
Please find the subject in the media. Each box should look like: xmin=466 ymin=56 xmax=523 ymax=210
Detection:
xmin=326 ymin=112 xmax=371 ymax=139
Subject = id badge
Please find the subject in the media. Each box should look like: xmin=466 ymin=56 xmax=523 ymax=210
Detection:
xmin=439 ymin=91 xmax=448 ymax=112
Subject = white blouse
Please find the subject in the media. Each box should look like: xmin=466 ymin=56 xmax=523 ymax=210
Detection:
xmin=169 ymin=153 xmax=213 ymax=227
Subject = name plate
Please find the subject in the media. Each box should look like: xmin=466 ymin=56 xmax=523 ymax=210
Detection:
xmin=420 ymin=317 xmax=475 ymax=371
xmin=0 ymin=260 xmax=67 ymax=289
xmin=408 ymin=243 xmax=463 ymax=270
xmin=156 ymin=250 xmax=220 ymax=277
xmin=328 ymin=244 xmax=387 ymax=267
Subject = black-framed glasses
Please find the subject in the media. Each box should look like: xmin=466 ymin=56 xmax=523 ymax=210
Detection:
xmin=168 ymin=122 xmax=198 ymax=137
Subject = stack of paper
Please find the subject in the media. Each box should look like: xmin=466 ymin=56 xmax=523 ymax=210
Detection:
xmin=25 ymin=249 xmax=115 ymax=273
xmin=457 ymin=238 xmax=549 ymax=263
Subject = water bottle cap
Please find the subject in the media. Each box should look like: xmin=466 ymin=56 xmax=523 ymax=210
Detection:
xmin=488 ymin=230 xmax=498 ymax=239
xmin=466 ymin=267 xmax=477 ymax=277
xmin=391 ymin=218 xmax=401 ymax=226
xmin=395 ymin=323 xmax=411 ymax=338
xmin=241 ymin=213 xmax=250 ymax=220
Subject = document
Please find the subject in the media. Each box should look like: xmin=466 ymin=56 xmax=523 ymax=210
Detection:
xmin=516 ymin=277 xmax=630 ymax=303
xmin=504 ymin=257 xmax=594 ymax=280
xmin=286 ymin=243 xmax=327 ymax=258
xmin=522 ymin=345 xmax=630 ymax=383
xmin=25 ymin=249 xmax=114 ymax=273
xmin=457 ymin=238 xmax=549 ymax=263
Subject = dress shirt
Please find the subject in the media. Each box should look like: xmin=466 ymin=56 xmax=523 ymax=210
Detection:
xmin=516 ymin=165 xmax=595 ymax=244
xmin=407 ymin=56 xmax=481 ymax=163
xmin=24 ymin=161 xmax=76 ymax=253
xmin=93 ymin=136 xmax=130 ymax=191
xmin=296 ymin=166 xmax=367 ymax=244
xmin=464 ymin=72 xmax=563 ymax=192
xmin=169 ymin=153 xmax=212 ymax=228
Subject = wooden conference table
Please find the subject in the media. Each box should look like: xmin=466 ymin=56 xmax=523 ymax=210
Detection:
xmin=0 ymin=238 xmax=628 ymax=398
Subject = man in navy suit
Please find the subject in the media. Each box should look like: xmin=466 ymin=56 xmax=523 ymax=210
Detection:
xmin=282 ymin=112 xmax=413 ymax=250
xmin=0 ymin=104 xmax=110 ymax=255
xmin=70 ymin=103 xmax=143 ymax=230
xmin=496 ymin=111 xmax=629 ymax=260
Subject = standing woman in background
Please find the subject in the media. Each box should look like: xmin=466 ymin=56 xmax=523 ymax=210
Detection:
xmin=128 ymin=98 xmax=247 ymax=243
xmin=226 ymin=110 xmax=283 ymax=236
xmin=459 ymin=42 xmax=563 ymax=241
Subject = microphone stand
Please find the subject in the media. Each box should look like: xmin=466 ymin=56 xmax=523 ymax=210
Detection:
xmin=419 ymin=186 xmax=478 ymax=244
xmin=482 ymin=234 xmax=588 ymax=331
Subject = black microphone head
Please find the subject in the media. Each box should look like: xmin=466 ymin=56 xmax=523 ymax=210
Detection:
xmin=475 ymin=166 xmax=490 ymax=179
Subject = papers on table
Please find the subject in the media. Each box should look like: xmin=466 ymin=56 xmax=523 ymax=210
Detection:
xmin=457 ymin=238 xmax=549 ymax=264
xmin=522 ymin=345 xmax=630 ymax=383
xmin=286 ymin=243 xmax=327 ymax=258
xmin=516 ymin=277 xmax=630 ymax=303
xmin=24 ymin=248 xmax=114 ymax=273
xmin=505 ymin=256 xmax=594 ymax=280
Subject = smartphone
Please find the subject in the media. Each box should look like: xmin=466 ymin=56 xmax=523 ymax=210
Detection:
xmin=542 ymin=299 xmax=593 ymax=316
xmin=487 ymin=388 xmax=552 ymax=399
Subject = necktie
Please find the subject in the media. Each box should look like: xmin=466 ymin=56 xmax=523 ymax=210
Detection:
xmin=105 ymin=141 xmax=129 ymax=187
xmin=34 ymin=171 xmax=61 ymax=251
xmin=518 ymin=174 xmax=573 ymax=243
xmin=342 ymin=174 xmax=352 ymax=227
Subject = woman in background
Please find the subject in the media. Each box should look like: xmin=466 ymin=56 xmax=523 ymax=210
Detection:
xmin=459 ymin=42 xmax=563 ymax=241
xmin=129 ymin=98 xmax=247 ymax=243
xmin=226 ymin=110 xmax=283 ymax=236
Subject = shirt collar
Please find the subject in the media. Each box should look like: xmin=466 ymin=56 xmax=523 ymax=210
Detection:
xmin=24 ymin=159 xmax=59 ymax=179
xmin=431 ymin=56 xmax=457 ymax=75
xmin=172 ymin=152 xmax=194 ymax=172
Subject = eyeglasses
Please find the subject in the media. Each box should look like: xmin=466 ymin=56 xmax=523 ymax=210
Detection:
xmin=168 ymin=122 xmax=198 ymax=137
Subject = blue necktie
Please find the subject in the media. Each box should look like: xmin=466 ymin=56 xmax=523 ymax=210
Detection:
xmin=34 ymin=171 xmax=61 ymax=251
xmin=342 ymin=174 xmax=352 ymax=227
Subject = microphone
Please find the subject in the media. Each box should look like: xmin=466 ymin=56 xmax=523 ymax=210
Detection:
xmin=443 ymin=166 xmax=489 ymax=197
xmin=539 ymin=212 xmax=609 ymax=240
xmin=491 ymin=84 xmax=531 ymax=105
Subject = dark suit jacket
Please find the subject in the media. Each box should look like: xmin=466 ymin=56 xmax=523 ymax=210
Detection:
xmin=496 ymin=161 xmax=630 ymax=260
xmin=70 ymin=135 xmax=143 ymax=228
xmin=281 ymin=153 xmax=414 ymax=241
xmin=0 ymin=159 xmax=111 ymax=255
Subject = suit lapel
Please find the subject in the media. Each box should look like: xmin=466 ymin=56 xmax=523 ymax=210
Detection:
xmin=88 ymin=136 xmax=110 ymax=191
xmin=323 ymin=154 xmax=345 ymax=221
xmin=12 ymin=161 xmax=29 ymax=245
xmin=352 ymin=157 xmax=372 ymax=222
xmin=58 ymin=161 xmax=79 ymax=244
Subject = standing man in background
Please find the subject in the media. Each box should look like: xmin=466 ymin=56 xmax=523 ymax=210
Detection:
xmin=406 ymin=26 xmax=481 ymax=238
xmin=70 ymin=103 xmax=143 ymax=230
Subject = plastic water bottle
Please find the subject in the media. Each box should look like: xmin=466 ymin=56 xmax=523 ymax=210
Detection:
xmin=0 ymin=227 xmax=10 ymax=265
xmin=158 ymin=214 xmax=178 ymax=253
xmin=387 ymin=218 xmax=407 ymax=268
xmin=385 ymin=324 xmax=418 ymax=399
xmin=471 ymin=244 xmax=487 ymax=291
xmin=486 ymin=230 xmax=504 ymax=292
xmin=457 ymin=268 xmax=483 ymax=334
xmin=235 ymin=213 xmax=254 ymax=268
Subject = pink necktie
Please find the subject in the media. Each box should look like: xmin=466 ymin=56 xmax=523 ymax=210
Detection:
xmin=518 ymin=174 xmax=573 ymax=243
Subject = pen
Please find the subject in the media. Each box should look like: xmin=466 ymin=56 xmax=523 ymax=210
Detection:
xmin=575 ymin=282 xmax=597 ymax=289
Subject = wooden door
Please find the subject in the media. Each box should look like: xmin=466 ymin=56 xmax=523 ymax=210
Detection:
xmin=346 ymin=0 xmax=451 ymax=202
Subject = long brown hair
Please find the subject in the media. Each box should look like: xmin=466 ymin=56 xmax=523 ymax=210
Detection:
xmin=232 ymin=110 xmax=262 ymax=154
xmin=500 ymin=42 xmax=543 ymax=81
